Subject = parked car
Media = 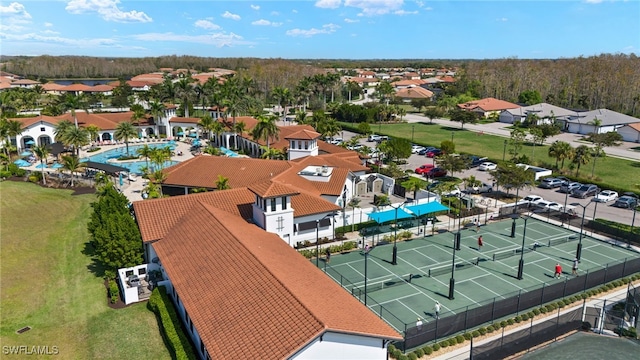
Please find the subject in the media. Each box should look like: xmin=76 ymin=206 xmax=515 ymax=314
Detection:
xmin=425 ymin=167 xmax=447 ymax=178
xmin=411 ymin=145 xmax=426 ymax=154
xmin=368 ymin=134 xmax=381 ymax=142
xmin=375 ymin=136 xmax=389 ymax=143
xmin=465 ymin=182 xmax=493 ymax=194
xmin=415 ymin=164 xmax=435 ymax=175
xmin=327 ymin=137 xmax=343 ymax=145
xmin=535 ymin=201 xmax=564 ymax=212
xmin=346 ymin=144 xmax=363 ymax=151
xmin=613 ymin=195 xmax=638 ymax=209
xmin=519 ymin=195 xmax=544 ymax=206
xmin=572 ymin=184 xmax=600 ymax=199
xmin=464 ymin=155 xmax=488 ymax=168
xmin=539 ymin=177 xmax=565 ymax=189
xmin=559 ymin=182 xmax=582 ymax=194
xmin=478 ymin=162 xmax=497 ymax=171
xmin=593 ymin=190 xmax=619 ymax=203
xmin=425 ymin=149 xmax=442 ymax=158
xmin=418 ymin=147 xmax=437 ymax=155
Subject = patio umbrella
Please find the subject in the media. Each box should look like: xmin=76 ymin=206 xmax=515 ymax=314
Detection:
xmin=35 ymin=163 xmax=48 ymax=169
xmin=25 ymin=140 xmax=35 ymax=145
xmin=177 ymin=132 xmax=184 ymax=136
xmin=51 ymin=162 xmax=64 ymax=169
xmin=20 ymin=151 xmax=32 ymax=157
xmin=188 ymin=133 xmax=197 ymax=138
xmin=13 ymin=159 xmax=30 ymax=167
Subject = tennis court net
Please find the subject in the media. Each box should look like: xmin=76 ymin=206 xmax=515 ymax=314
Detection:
xmin=351 ymin=273 xmax=415 ymax=296
xmin=548 ymin=235 xmax=579 ymax=247
xmin=492 ymin=247 xmax=535 ymax=261
xmin=429 ymin=258 xmax=479 ymax=277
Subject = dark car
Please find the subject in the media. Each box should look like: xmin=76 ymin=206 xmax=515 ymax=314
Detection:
xmin=559 ymin=182 xmax=581 ymax=194
xmin=464 ymin=155 xmax=488 ymax=168
xmin=539 ymin=177 xmax=565 ymax=189
xmin=613 ymin=195 xmax=638 ymax=209
xmin=572 ymin=184 xmax=599 ymax=199
xmin=418 ymin=147 xmax=437 ymax=156
xmin=425 ymin=149 xmax=442 ymax=158
xmin=425 ymin=167 xmax=447 ymax=178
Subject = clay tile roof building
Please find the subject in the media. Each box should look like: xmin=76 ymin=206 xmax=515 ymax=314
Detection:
xmin=148 ymin=203 xmax=401 ymax=359
xmin=458 ymin=97 xmax=520 ymax=117
xmin=395 ymin=86 xmax=434 ymax=100
xmin=248 ymin=180 xmax=300 ymax=198
xmin=284 ymin=129 xmax=320 ymax=140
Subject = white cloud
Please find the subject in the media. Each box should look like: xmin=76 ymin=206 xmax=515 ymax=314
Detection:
xmin=394 ymin=10 xmax=417 ymax=15
xmin=41 ymin=29 xmax=60 ymax=35
xmin=251 ymin=19 xmax=282 ymax=26
xmin=221 ymin=11 xmax=240 ymax=20
xmin=496 ymin=17 xmax=508 ymax=22
xmin=250 ymin=4 xmax=260 ymax=10
xmin=315 ymin=0 xmax=342 ymax=9
xmin=345 ymin=0 xmax=404 ymax=16
xmin=286 ymin=23 xmax=340 ymax=37
xmin=44 ymin=22 xmax=53 ymax=27
xmin=585 ymin=0 xmax=603 ymax=3
xmin=344 ymin=18 xmax=359 ymax=23
xmin=65 ymin=0 xmax=152 ymax=23
xmin=416 ymin=0 xmax=424 ymax=7
xmin=0 ymin=2 xmax=31 ymax=17
xmin=132 ymin=31 xmax=249 ymax=48
xmin=292 ymin=9 xmax=298 ymax=13
xmin=271 ymin=11 xmax=280 ymax=16
xmin=0 ymin=32 xmax=116 ymax=46
xmin=195 ymin=19 xmax=221 ymax=30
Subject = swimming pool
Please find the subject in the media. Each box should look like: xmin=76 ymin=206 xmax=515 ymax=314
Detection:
xmin=82 ymin=144 xmax=178 ymax=175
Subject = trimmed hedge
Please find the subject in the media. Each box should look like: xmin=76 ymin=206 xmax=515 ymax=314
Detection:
xmin=148 ymin=286 xmax=197 ymax=360
xmin=336 ymin=220 xmax=378 ymax=234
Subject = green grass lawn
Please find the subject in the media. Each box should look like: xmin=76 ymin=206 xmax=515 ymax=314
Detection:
xmin=345 ymin=122 xmax=639 ymax=192
xmin=0 ymin=181 xmax=170 ymax=360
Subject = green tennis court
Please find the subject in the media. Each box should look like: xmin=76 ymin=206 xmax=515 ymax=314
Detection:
xmin=322 ymin=217 xmax=640 ymax=334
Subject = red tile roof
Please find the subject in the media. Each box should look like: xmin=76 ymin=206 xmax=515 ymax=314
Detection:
xmin=248 ymin=180 xmax=300 ymax=198
xmin=153 ymin=203 xmax=401 ymax=359
xmin=169 ymin=117 xmax=200 ymax=124
xmin=395 ymin=86 xmax=434 ymax=99
xmin=284 ymin=129 xmax=321 ymax=140
xmin=457 ymin=97 xmax=520 ymax=112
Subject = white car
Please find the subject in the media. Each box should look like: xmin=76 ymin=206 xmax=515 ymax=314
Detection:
xmin=519 ymin=195 xmax=544 ymax=206
xmin=594 ymin=190 xmax=618 ymax=203
xmin=478 ymin=162 xmax=497 ymax=171
xmin=536 ymin=201 xmax=564 ymax=212
xmin=411 ymin=145 xmax=425 ymax=154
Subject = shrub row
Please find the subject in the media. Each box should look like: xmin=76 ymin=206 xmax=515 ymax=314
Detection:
xmin=148 ymin=286 xmax=197 ymax=360
xmin=108 ymin=279 xmax=119 ymax=304
xmin=335 ymin=220 xmax=378 ymax=234
xmin=390 ymin=274 xmax=640 ymax=359
xmin=297 ymin=241 xmax=358 ymax=259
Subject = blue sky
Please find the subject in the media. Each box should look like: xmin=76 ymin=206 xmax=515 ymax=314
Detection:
xmin=1 ymin=1 xmax=638 ymax=59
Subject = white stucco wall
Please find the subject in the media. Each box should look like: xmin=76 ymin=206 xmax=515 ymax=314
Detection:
xmin=290 ymin=332 xmax=389 ymax=360
xmin=617 ymin=126 xmax=640 ymax=143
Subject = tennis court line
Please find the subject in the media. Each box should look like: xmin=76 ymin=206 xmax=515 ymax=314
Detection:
xmin=586 ymin=241 xmax=637 ymax=257
xmin=470 ymin=278 xmax=505 ymax=299
xmin=376 ymin=291 xmax=431 ymax=306
xmin=581 ymin=244 xmax=618 ymax=261
xmin=538 ymin=245 xmax=599 ymax=266
xmin=456 ymin=273 xmax=490 ymax=284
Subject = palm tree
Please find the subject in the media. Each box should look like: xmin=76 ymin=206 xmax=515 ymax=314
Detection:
xmin=63 ymin=126 xmax=90 ymax=156
xmin=150 ymin=169 xmax=167 ymax=197
xmin=114 ymin=121 xmax=137 ymax=155
xmin=59 ymin=93 xmax=86 ymax=128
xmin=175 ymin=77 xmax=196 ymax=118
xmin=150 ymin=146 xmax=172 ymax=170
xmin=86 ymin=124 xmax=101 ymax=144
xmin=32 ymin=145 xmax=49 ymax=185
xmin=548 ymin=141 xmax=573 ymax=169
xmin=571 ymin=145 xmax=592 ymax=177
xmin=260 ymin=146 xmax=285 ymax=160
xmin=54 ymin=119 xmax=74 ymax=143
xmin=210 ymin=121 xmax=224 ymax=146
xmin=251 ymin=114 xmax=280 ymax=150
xmin=2 ymin=119 xmax=23 ymax=152
xmin=401 ymin=177 xmax=426 ymax=203
xmin=148 ymin=100 xmax=165 ymax=131
xmin=60 ymin=154 xmax=85 ymax=187
xmin=271 ymin=86 xmax=293 ymax=121
xmin=198 ymin=115 xmax=214 ymax=140
xmin=216 ymin=175 xmax=230 ymax=190
xmin=130 ymin=103 xmax=146 ymax=138
xmin=294 ymin=77 xmax=313 ymax=112
xmin=348 ymin=198 xmax=361 ymax=232
xmin=136 ymin=144 xmax=153 ymax=170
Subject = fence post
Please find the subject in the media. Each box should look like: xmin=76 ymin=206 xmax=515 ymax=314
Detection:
xmin=469 ymin=335 xmax=474 ymax=360
xmin=491 ymin=297 xmax=497 ymax=323
xmin=517 ymin=290 xmax=522 ymax=315
xmin=434 ymin=317 xmax=439 ymax=344
xmin=464 ymin=306 xmax=469 ymax=333
xmin=603 ymin=264 xmax=608 ymax=285
xmin=622 ymin=258 xmax=627 ymax=277
xmin=540 ymin=283 xmax=546 ymax=306
xmin=555 ymin=306 xmax=561 ymax=340
xmin=583 ymin=269 xmax=589 ymax=292
xmin=563 ymin=277 xmax=568 ymax=298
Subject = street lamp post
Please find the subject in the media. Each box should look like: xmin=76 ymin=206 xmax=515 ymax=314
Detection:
xmin=449 ymin=231 xmax=457 ymax=300
xmin=390 ymin=203 xmax=402 ymax=265
xmin=630 ymin=205 xmax=637 ymax=248
xmin=562 ymin=189 xmax=570 ymax=226
xmin=503 ymin=140 xmax=508 ymax=161
xmin=570 ymin=202 xmax=593 ymax=261
xmin=451 ymin=131 xmax=454 ymax=143
xmin=412 ymin=125 xmax=415 ymax=143
xmin=364 ymin=247 xmax=370 ymax=305
xmin=517 ymin=216 xmax=529 ymax=280
xmin=511 ymin=216 xmax=517 ymax=238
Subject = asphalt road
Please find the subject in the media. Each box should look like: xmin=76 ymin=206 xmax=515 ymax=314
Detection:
xmin=342 ymin=130 xmax=638 ymax=228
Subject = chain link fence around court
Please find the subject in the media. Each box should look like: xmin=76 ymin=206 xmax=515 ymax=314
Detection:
xmin=387 ymin=257 xmax=640 ymax=352
xmin=470 ymin=306 xmax=584 ymax=359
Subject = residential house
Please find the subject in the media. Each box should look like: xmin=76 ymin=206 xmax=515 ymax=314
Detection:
xmin=563 ymin=109 xmax=640 ymax=135
xmin=458 ymin=97 xmax=519 ymax=118
xmin=617 ymin=123 xmax=640 ymax=143
xmin=395 ymin=86 xmax=434 ymax=102
xmin=499 ymin=103 xmax=576 ymax=125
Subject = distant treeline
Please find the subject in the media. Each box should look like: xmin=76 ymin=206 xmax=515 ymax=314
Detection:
xmin=1 ymin=54 xmax=639 ymax=117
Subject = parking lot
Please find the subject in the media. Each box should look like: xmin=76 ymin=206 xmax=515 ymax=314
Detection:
xmin=340 ymin=130 xmax=637 ymax=227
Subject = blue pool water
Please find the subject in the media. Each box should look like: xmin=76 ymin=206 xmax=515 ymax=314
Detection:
xmin=82 ymin=144 xmax=178 ymax=175
xmin=219 ymin=146 xmax=239 ymax=157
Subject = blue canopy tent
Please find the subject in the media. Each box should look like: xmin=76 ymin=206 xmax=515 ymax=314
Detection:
xmin=405 ymin=202 xmax=449 ymax=217
xmin=367 ymin=207 xmax=414 ymax=223
xmin=51 ymin=162 xmax=64 ymax=169
xmin=25 ymin=140 xmax=35 ymax=145
xmin=20 ymin=151 xmax=32 ymax=157
xmin=13 ymin=159 xmax=30 ymax=167
xmin=35 ymin=163 xmax=48 ymax=169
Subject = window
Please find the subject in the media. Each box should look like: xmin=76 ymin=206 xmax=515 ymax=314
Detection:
xmin=200 ymin=341 xmax=205 ymax=356
xmin=304 ymin=141 xmax=308 ymax=150
xmin=125 ymin=270 xmax=134 ymax=277
xmin=270 ymin=198 xmax=276 ymax=212
xmin=263 ymin=199 xmax=266 ymax=210
xmin=281 ymin=197 xmax=287 ymax=210
xmin=40 ymin=127 xmax=45 ymax=132
xmin=138 ymin=268 xmax=146 ymax=275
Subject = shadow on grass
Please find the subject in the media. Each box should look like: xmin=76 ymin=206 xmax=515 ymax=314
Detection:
xmin=441 ymin=126 xmax=465 ymax=132
xmin=630 ymin=162 xmax=640 ymax=168
xmin=82 ymin=241 xmax=107 ymax=279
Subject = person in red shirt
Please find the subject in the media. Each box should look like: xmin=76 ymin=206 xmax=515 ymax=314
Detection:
xmin=554 ymin=263 xmax=563 ymax=279
xmin=477 ymin=236 xmax=483 ymax=251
